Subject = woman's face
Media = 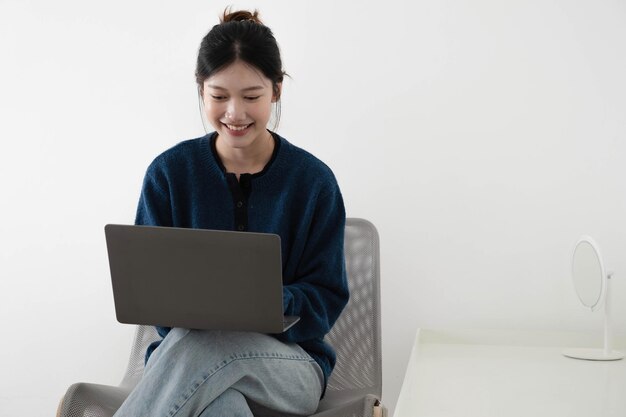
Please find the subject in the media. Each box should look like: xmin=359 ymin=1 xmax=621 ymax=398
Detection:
xmin=202 ymin=60 xmax=280 ymax=151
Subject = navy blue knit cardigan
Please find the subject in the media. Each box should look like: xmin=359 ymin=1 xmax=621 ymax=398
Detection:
xmin=135 ymin=131 xmax=349 ymax=390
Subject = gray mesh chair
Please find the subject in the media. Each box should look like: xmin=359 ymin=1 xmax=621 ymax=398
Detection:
xmin=58 ymin=218 xmax=385 ymax=417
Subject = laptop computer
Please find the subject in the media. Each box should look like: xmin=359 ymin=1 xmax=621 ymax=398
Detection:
xmin=104 ymin=224 xmax=299 ymax=333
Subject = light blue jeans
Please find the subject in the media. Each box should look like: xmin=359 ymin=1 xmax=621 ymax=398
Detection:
xmin=113 ymin=328 xmax=324 ymax=417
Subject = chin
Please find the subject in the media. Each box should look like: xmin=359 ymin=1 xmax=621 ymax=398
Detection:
xmin=220 ymin=133 xmax=255 ymax=147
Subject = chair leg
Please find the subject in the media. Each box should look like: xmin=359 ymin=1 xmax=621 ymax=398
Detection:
xmin=372 ymin=399 xmax=388 ymax=417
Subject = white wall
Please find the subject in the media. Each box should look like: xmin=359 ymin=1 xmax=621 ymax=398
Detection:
xmin=1 ymin=1 xmax=625 ymax=415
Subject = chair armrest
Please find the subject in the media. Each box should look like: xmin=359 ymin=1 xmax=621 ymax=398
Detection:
xmin=57 ymin=382 xmax=133 ymax=417
xmin=310 ymin=393 xmax=385 ymax=417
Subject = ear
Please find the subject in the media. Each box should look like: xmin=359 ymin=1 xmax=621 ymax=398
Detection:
xmin=272 ymin=82 xmax=282 ymax=102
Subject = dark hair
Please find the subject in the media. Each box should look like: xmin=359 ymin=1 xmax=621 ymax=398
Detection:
xmin=196 ymin=7 xmax=288 ymax=129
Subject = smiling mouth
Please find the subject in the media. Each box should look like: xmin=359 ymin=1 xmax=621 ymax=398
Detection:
xmin=223 ymin=123 xmax=253 ymax=131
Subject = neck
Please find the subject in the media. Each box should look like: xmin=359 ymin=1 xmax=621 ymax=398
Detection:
xmin=215 ymin=131 xmax=274 ymax=178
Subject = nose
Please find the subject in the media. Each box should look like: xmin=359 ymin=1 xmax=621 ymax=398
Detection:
xmin=225 ymin=98 xmax=246 ymax=122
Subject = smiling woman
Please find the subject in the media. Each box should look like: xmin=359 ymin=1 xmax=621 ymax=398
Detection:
xmin=106 ymin=6 xmax=349 ymax=417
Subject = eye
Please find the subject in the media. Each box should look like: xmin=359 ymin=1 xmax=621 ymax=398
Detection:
xmin=210 ymin=95 xmax=226 ymax=100
xmin=245 ymin=96 xmax=261 ymax=101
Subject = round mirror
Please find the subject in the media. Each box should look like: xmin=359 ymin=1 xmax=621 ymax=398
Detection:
xmin=571 ymin=236 xmax=605 ymax=311
xmin=564 ymin=235 xmax=623 ymax=361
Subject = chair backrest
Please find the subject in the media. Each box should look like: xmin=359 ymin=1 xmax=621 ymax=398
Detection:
xmin=324 ymin=218 xmax=382 ymax=399
xmin=118 ymin=218 xmax=382 ymax=399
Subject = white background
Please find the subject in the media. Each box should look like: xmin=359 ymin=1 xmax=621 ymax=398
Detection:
xmin=1 ymin=1 xmax=625 ymax=415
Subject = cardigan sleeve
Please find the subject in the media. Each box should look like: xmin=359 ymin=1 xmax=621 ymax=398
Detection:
xmin=277 ymin=182 xmax=350 ymax=343
xmin=134 ymin=160 xmax=173 ymax=228
xmin=134 ymin=159 xmax=174 ymax=359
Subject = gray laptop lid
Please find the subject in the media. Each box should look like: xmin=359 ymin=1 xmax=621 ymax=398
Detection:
xmin=104 ymin=224 xmax=299 ymax=333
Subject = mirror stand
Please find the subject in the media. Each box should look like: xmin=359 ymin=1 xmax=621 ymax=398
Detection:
xmin=563 ymin=272 xmax=624 ymax=361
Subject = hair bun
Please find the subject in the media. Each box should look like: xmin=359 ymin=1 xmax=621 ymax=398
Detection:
xmin=221 ymin=8 xmax=263 ymax=25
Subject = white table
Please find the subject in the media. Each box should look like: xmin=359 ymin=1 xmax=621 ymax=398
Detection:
xmin=394 ymin=328 xmax=626 ymax=417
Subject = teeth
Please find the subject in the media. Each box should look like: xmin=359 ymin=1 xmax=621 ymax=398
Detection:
xmin=226 ymin=124 xmax=250 ymax=131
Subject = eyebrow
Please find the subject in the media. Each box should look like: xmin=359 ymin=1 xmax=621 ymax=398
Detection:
xmin=206 ymin=84 xmax=265 ymax=92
